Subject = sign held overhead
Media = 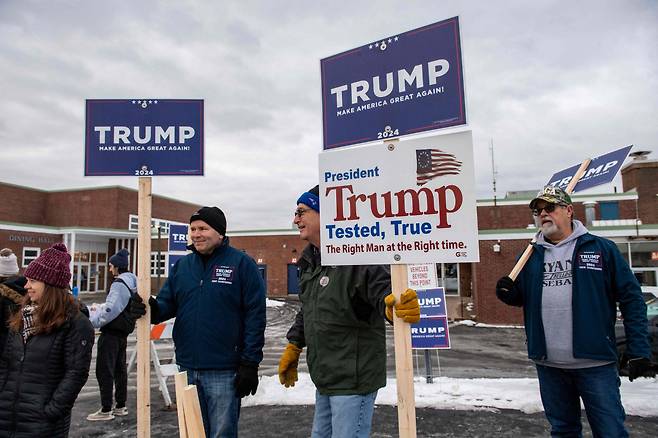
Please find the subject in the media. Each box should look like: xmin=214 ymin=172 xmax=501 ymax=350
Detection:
xmin=321 ymin=16 xmax=466 ymax=150
xmin=85 ymin=99 xmax=204 ymax=176
xmin=547 ymin=145 xmax=632 ymax=192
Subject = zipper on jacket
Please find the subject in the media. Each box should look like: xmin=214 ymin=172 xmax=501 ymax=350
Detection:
xmin=11 ymin=339 xmax=28 ymax=433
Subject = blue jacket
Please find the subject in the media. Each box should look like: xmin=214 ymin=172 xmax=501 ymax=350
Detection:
xmin=498 ymin=233 xmax=649 ymax=362
xmin=154 ymin=236 xmax=266 ymax=370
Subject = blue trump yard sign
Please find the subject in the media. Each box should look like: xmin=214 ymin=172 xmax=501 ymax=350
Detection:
xmin=321 ymin=16 xmax=466 ymax=150
xmin=85 ymin=99 xmax=204 ymax=176
xmin=412 ymin=287 xmax=451 ymax=349
xmin=417 ymin=288 xmax=447 ymax=318
xmin=411 ymin=317 xmax=450 ymax=349
xmin=547 ymin=145 xmax=632 ymax=192
xmin=168 ymin=254 xmax=185 ymax=272
xmin=168 ymin=224 xmax=189 ymax=252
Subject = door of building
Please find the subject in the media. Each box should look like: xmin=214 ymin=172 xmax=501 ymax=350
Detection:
xmin=73 ymin=249 xmax=108 ymax=293
xmin=73 ymin=264 xmax=90 ymax=293
xmin=287 ymin=264 xmax=300 ymax=295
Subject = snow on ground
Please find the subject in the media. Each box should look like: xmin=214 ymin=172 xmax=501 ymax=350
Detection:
xmin=244 ymin=373 xmax=658 ymax=417
xmin=266 ymin=298 xmax=285 ymax=307
xmin=455 ymin=320 xmax=524 ymax=329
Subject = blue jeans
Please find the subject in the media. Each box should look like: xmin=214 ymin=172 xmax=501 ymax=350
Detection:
xmin=535 ymin=363 xmax=628 ymax=438
xmin=181 ymin=368 xmax=240 ymax=438
xmin=311 ymin=390 xmax=378 ymax=438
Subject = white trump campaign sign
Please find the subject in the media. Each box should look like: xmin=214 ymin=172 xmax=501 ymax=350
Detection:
xmin=319 ymin=130 xmax=479 ymax=265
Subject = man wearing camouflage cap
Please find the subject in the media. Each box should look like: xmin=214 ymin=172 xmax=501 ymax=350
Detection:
xmin=495 ymin=185 xmax=651 ymax=437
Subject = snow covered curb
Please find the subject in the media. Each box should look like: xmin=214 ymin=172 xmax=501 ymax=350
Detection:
xmin=245 ymin=373 xmax=658 ymax=417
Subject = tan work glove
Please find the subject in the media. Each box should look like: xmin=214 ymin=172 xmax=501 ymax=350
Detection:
xmin=278 ymin=343 xmax=303 ymax=387
xmin=384 ymin=289 xmax=421 ymax=323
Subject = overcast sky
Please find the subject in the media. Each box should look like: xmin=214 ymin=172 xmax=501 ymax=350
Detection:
xmin=1 ymin=0 xmax=656 ymax=230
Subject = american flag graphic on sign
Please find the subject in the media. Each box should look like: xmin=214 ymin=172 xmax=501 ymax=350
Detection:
xmin=415 ymin=149 xmax=462 ymax=185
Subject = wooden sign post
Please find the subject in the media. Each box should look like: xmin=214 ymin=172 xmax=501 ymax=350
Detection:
xmin=137 ymin=177 xmax=153 ymax=438
xmin=84 ymin=99 xmax=204 ymax=437
xmin=391 ymin=264 xmax=417 ymax=437
xmin=174 ymin=372 xmax=189 ymax=438
xmin=508 ymin=159 xmax=591 ymax=280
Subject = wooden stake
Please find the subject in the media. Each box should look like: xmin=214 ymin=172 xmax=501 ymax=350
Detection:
xmin=137 ymin=177 xmax=152 ymax=438
xmin=391 ymin=264 xmax=417 ymax=438
xmin=183 ymin=385 xmax=206 ymax=438
xmin=174 ymin=372 xmax=189 ymax=438
xmin=508 ymin=159 xmax=592 ymax=280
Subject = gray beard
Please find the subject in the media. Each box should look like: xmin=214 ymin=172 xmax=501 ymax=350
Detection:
xmin=535 ymin=217 xmax=559 ymax=241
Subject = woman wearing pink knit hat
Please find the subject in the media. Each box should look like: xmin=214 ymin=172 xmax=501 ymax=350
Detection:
xmin=0 ymin=243 xmax=95 ymax=437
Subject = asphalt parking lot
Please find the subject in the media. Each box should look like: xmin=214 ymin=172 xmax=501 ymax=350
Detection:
xmin=68 ymin=297 xmax=658 ymax=437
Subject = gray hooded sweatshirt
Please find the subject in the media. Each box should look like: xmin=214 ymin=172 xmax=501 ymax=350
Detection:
xmin=534 ymin=220 xmax=613 ymax=369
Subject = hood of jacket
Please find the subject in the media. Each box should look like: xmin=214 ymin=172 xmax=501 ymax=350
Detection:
xmin=0 ymin=279 xmax=25 ymax=304
xmin=536 ymin=219 xmax=588 ymax=248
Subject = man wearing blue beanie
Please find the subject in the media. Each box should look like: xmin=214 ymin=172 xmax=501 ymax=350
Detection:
xmin=87 ymin=248 xmax=138 ymax=421
xmin=278 ymin=185 xmax=420 ymax=438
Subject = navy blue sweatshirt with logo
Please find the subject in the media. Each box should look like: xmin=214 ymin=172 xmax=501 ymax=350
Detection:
xmin=154 ymin=236 xmax=266 ymax=369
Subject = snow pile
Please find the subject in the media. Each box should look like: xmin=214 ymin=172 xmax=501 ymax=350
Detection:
xmin=454 ymin=320 xmax=524 ymax=329
xmin=244 ymin=373 xmax=658 ymax=417
xmin=266 ymin=298 xmax=285 ymax=307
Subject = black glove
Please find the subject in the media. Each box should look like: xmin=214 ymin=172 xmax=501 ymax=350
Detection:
xmin=496 ymin=276 xmax=515 ymax=295
xmin=628 ymin=357 xmax=654 ymax=382
xmin=148 ymin=296 xmax=161 ymax=324
xmin=235 ymin=362 xmax=259 ymax=398
xmin=127 ymin=293 xmax=147 ymax=320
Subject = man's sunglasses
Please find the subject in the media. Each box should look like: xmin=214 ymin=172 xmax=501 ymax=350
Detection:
xmin=531 ymin=204 xmax=560 ymax=216
xmin=294 ymin=208 xmax=312 ymax=218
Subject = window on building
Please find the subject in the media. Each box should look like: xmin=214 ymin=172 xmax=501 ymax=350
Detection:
xmin=616 ymin=242 xmax=630 ymax=263
xmin=629 ymin=242 xmax=658 ymax=268
xmin=129 ymin=215 xmax=139 ymax=231
xmin=150 ymin=252 xmax=168 ymax=277
xmin=629 ymin=242 xmax=658 ymax=287
xmin=129 ymin=214 xmax=173 ymax=235
xmin=22 ymin=247 xmax=41 ymax=268
xmin=436 ymin=263 xmax=459 ymax=295
xmin=615 ymin=241 xmax=658 ymax=288
xmin=599 ymin=201 xmax=620 ymax=220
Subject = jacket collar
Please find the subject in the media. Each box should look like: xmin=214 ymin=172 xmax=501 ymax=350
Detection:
xmin=533 ymin=232 xmax=595 ymax=254
xmin=299 ymin=244 xmax=321 ymax=271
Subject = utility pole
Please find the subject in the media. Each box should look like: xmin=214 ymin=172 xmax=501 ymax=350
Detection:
xmin=490 ymin=138 xmax=498 ymax=206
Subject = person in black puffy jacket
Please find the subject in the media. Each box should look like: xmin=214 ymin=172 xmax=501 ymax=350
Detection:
xmin=0 ymin=243 xmax=94 ymax=438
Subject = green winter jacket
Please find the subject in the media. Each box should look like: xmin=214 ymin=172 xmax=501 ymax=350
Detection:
xmin=286 ymin=245 xmax=391 ymax=395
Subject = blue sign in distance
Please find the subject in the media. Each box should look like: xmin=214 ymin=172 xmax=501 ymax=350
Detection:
xmin=411 ymin=317 xmax=450 ymax=349
xmin=168 ymin=254 xmax=185 ymax=272
xmin=547 ymin=145 xmax=632 ymax=192
xmin=85 ymin=99 xmax=204 ymax=176
xmin=321 ymin=16 xmax=466 ymax=150
xmin=168 ymin=224 xmax=189 ymax=252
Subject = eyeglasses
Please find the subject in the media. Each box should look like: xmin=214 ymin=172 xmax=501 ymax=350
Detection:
xmin=532 ymin=204 xmax=560 ymax=216
xmin=294 ymin=208 xmax=312 ymax=218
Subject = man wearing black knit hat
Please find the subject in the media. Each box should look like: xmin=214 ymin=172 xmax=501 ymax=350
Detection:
xmin=139 ymin=206 xmax=266 ymax=438
xmin=278 ymin=185 xmax=420 ymax=438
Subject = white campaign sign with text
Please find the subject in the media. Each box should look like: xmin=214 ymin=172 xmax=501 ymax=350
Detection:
xmin=319 ymin=130 xmax=479 ymax=265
